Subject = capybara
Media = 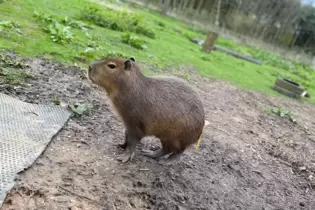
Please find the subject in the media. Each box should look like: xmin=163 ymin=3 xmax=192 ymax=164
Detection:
xmin=88 ymin=57 xmax=205 ymax=163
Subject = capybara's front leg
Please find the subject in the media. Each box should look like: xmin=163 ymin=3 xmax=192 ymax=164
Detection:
xmin=117 ymin=131 xmax=140 ymax=163
xmin=117 ymin=130 xmax=128 ymax=150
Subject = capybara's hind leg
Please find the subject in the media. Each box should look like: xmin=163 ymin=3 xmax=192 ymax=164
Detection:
xmin=140 ymin=148 xmax=170 ymax=159
xmin=158 ymin=151 xmax=183 ymax=165
xmin=141 ymin=139 xmax=171 ymax=159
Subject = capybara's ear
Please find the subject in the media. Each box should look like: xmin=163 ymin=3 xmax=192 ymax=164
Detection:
xmin=129 ymin=57 xmax=135 ymax=62
xmin=124 ymin=59 xmax=132 ymax=70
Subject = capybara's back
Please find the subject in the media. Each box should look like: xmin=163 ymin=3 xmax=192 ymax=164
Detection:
xmin=132 ymin=75 xmax=205 ymax=153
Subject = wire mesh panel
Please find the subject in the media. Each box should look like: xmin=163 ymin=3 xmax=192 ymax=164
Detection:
xmin=0 ymin=93 xmax=71 ymax=207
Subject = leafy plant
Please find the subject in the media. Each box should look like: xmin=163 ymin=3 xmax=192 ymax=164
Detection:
xmin=53 ymin=97 xmax=61 ymax=105
xmin=34 ymin=12 xmax=54 ymax=24
xmin=44 ymin=21 xmax=74 ymax=44
xmin=68 ymin=102 xmax=93 ymax=117
xmin=121 ymin=33 xmax=147 ymax=50
xmin=272 ymin=107 xmax=297 ymax=123
xmin=34 ymin=12 xmax=74 ymax=44
xmin=61 ymin=16 xmax=92 ymax=30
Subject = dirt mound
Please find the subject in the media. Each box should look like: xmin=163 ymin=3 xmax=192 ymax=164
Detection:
xmin=1 ymin=53 xmax=315 ymax=210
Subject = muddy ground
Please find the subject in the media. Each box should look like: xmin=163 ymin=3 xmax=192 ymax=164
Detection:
xmin=1 ymin=52 xmax=315 ymax=210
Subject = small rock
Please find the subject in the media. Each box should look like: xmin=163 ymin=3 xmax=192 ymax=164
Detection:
xmin=54 ymin=196 xmax=69 ymax=203
xmin=299 ymin=166 xmax=307 ymax=171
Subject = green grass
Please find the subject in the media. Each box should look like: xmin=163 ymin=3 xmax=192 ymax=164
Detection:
xmin=0 ymin=0 xmax=314 ymax=103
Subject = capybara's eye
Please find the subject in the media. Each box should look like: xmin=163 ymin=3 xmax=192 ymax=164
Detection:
xmin=107 ymin=63 xmax=116 ymax=69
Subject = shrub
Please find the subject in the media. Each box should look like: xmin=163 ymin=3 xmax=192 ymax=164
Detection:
xmin=80 ymin=6 xmax=156 ymax=39
xmin=121 ymin=33 xmax=147 ymax=50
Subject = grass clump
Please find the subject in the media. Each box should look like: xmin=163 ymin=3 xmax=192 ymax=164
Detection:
xmin=80 ymin=5 xmax=155 ymax=38
xmin=156 ymin=21 xmax=166 ymax=27
xmin=121 ymin=33 xmax=147 ymax=50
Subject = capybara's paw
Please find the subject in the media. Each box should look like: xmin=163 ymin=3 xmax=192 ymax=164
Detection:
xmin=117 ymin=151 xmax=135 ymax=163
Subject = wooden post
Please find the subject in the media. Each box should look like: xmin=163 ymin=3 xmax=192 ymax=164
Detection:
xmin=312 ymin=56 xmax=315 ymax=71
xmin=202 ymin=31 xmax=218 ymax=52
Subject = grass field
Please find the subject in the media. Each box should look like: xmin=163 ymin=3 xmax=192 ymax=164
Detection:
xmin=1 ymin=0 xmax=315 ymax=103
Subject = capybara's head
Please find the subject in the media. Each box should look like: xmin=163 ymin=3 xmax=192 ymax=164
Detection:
xmin=88 ymin=57 xmax=137 ymax=91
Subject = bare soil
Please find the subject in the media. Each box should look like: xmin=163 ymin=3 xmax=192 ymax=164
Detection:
xmin=1 ymin=52 xmax=315 ymax=210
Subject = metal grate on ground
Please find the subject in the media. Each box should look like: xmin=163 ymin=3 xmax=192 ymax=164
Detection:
xmin=0 ymin=93 xmax=71 ymax=207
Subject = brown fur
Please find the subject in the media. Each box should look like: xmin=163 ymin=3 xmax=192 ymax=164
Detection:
xmin=88 ymin=57 xmax=205 ymax=163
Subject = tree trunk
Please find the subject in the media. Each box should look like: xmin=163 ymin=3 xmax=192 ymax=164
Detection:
xmin=215 ymin=0 xmax=222 ymax=26
xmin=202 ymin=31 xmax=219 ymax=52
xmin=145 ymin=0 xmax=150 ymax=7
xmin=196 ymin=0 xmax=204 ymax=14
xmin=160 ymin=0 xmax=170 ymax=15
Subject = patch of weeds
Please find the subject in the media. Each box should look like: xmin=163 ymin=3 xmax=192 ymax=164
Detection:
xmin=34 ymin=12 xmax=74 ymax=44
xmin=156 ymin=21 xmax=166 ymax=27
xmin=0 ymin=68 xmax=31 ymax=85
xmin=0 ymin=54 xmax=26 ymax=68
xmin=76 ymin=34 xmax=111 ymax=62
xmin=0 ymin=21 xmax=21 ymax=34
xmin=201 ymin=55 xmax=212 ymax=62
xmin=0 ymin=54 xmax=32 ymax=85
xmin=134 ymin=24 xmax=155 ymax=38
xmin=79 ymin=38 xmax=105 ymax=60
xmin=81 ymin=6 xmax=155 ymax=38
xmin=121 ymin=33 xmax=147 ymax=50
xmin=44 ymin=21 xmax=74 ymax=44
xmin=183 ymin=73 xmax=190 ymax=81
xmin=271 ymin=107 xmax=297 ymax=123
xmin=104 ymin=51 xmax=130 ymax=59
xmin=68 ymin=102 xmax=93 ymax=117
xmin=60 ymin=16 xmax=92 ymax=30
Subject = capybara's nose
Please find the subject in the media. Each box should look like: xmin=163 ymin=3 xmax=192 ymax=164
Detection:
xmin=88 ymin=65 xmax=92 ymax=74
